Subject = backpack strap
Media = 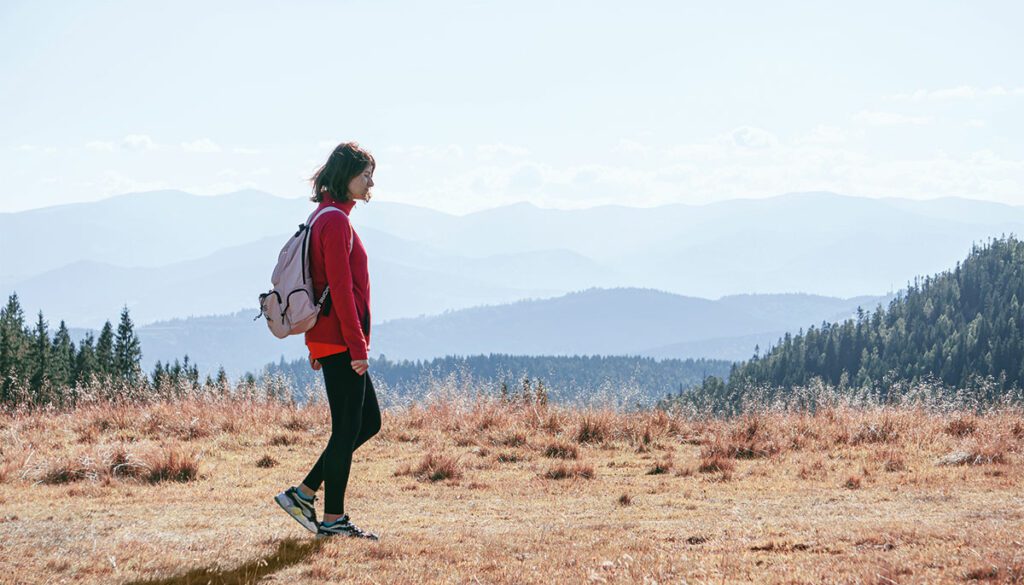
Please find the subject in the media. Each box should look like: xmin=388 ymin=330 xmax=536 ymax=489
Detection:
xmin=306 ymin=207 xmax=354 ymax=253
xmin=301 ymin=207 xmax=339 ymax=286
xmin=306 ymin=206 xmax=344 ymax=228
xmin=302 ymin=206 xmax=354 ymax=307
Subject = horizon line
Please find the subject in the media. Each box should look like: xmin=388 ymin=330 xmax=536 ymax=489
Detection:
xmin=3 ymin=188 xmax=1022 ymax=216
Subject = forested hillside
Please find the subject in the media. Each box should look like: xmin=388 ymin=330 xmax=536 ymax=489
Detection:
xmin=722 ymin=236 xmax=1023 ymax=402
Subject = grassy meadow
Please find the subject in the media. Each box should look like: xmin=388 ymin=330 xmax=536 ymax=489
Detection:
xmin=1 ymin=384 xmax=1023 ymax=584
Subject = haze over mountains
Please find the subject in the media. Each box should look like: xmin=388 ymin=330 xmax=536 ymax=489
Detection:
xmin=368 ymin=288 xmax=894 ymax=362
xmin=3 ymin=189 xmax=1020 ymax=375
xmin=120 ymin=288 xmax=891 ymax=378
xmin=4 ymin=189 xmax=1022 ymax=328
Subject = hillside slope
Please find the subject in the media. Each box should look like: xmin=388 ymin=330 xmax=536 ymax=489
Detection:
xmin=728 ymin=237 xmax=1024 ymax=394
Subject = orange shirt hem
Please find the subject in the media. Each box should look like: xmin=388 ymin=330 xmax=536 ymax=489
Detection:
xmin=307 ymin=341 xmax=347 ymax=360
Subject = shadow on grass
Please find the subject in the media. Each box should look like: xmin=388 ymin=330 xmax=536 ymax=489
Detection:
xmin=123 ymin=537 xmax=323 ymax=585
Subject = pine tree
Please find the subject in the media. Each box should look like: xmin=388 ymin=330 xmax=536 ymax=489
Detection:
xmin=216 ymin=367 xmax=229 ymax=387
xmin=74 ymin=333 xmax=98 ymax=386
xmin=151 ymin=360 xmax=166 ymax=392
xmin=28 ymin=311 xmax=50 ymax=401
xmin=50 ymin=321 xmax=75 ymax=390
xmin=95 ymin=321 xmax=115 ymax=377
xmin=181 ymin=355 xmax=199 ymax=388
xmin=49 ymin=321 xmax=75 ymax=405
xmin=0 ymin=293 xmax=29 ymax=405
xmin=113 ymin=306 xmax=142 ymax=382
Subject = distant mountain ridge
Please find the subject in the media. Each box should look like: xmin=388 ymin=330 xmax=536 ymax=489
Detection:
xmin=10 ymin=230 xmax=570 ymax=326
xmin=3 ymin=189 xmax=1019 ymax=330
xmin=370 ymin=288 xmax=894 ymax=361
xmin=106 ymin=288 xmax=892 ymax=378
xmin=0 ymin=189 xmax=310 ymax=284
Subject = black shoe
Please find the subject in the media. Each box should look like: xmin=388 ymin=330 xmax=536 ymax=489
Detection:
xmin=316 ymin=514 xmax=379 ymax=540
xmin=274 ymin=486 xmax=318 ymax=534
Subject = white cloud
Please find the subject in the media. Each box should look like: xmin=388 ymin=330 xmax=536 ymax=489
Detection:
xmin=656 ymin=140 xmax=1022 ymax=205
xmin=890 ymin=85 xmax=1024 ymax=101
xmin=797 ymin=125 xmax=849 ymax=145
xmin=392 ymin=129 xmax=1024 ymax=212
xmin=665 ymin=142 xmax=725 ymax=162
xmin=232 ymin=147 xmax=262 ymax=155
xmin=853 ymin=111 xmax=932 ymax=126
xmin=406 ymin=159 xmax=666 ymax=210
xmin=652 ymin=163 xmax=698 ymax=184
xmin=15 ymin=144 xmax=36 ymax=151
xmin=476 ymin=143 xmax=531 ymax=160
xmin=507 ymin=163 xmax=545 ymax=192
xmin=85 ymin=141 xmax=116 ymax=151
xmin=181 ymin=138 xmax=222 ymax=153
xmin=98 ymin=170 xmax=167 ymax=194
xmin=122 ymin=134 xmax=159 ymax=151
xmin=726 ymin=126 xmax=778 ymax=149
xmin=966 ymin=119 xmax=987 ymax=128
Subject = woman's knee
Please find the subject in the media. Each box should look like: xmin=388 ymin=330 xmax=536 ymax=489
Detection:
xmin=327 ymin=427 xmax=360 ymax=450
xmin=362 ymin=405 xmax=382 ymax=436
xmin=365 ymin=417 xmax=381 ymax=439
xmin=356 ymin=417 xmax=380 ymax=444
xmin=350 ymin=419 xmax=380 ymax=452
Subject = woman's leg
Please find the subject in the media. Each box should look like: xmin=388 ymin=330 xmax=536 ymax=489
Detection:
xmin=303 ymin=371 xmax=382 ymax=490
xmin=300 ymin=352 xmax=366 ymax=516
xmin=352 ymin=373 xmax=381 ymax=452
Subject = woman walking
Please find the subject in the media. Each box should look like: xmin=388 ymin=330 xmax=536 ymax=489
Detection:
xmin=275 ymin=142 xmax=381 ymax=539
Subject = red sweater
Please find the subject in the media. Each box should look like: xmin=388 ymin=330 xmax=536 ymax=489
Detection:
xmin=304 ymin=199 xmax=371 ymax=360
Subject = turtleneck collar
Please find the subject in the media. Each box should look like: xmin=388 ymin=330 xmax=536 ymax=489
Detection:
xmin=323 ymin=198 xmax=357 ymax=216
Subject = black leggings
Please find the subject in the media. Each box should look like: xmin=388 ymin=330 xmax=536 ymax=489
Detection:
xmin=301 ymin=351 xmax=381 ymax=515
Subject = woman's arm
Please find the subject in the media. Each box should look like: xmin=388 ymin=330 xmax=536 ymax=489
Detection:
xmin=320 ymin=215 xmax=369 ymax=361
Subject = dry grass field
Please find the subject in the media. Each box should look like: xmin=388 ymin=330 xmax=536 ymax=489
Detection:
xmin=1 ymin=389 xmax=1023 ymax=584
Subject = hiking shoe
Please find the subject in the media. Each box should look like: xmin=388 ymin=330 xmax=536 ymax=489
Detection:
xmin=274 ymin=486 xmax=318 ymax=534
xmin=316 ymin=514 xmax=379 ymax=540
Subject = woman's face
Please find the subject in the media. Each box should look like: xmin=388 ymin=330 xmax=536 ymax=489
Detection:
xmin=347 ymin=164 xmax=375 ymax=201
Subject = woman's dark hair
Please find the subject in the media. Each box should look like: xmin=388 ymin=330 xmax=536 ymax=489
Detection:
xmin=310 ymin=142 xmax=375 ymax=203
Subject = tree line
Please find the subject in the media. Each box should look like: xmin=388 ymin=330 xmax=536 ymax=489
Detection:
xmin=0 ymin=294 xmax=229 ymax=408
xmin=263 ymin=353 xmax=734 ymax=406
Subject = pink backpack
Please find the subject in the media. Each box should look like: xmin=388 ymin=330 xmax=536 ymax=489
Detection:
xmin=257 ymin=207 xmax=351 ymax=338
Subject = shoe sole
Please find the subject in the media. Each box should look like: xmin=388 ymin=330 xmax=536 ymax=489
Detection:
xmin=274 ymin=493 xmax=318 ymax=534
xmin=316 ymin=531 xmax=379 ymax=541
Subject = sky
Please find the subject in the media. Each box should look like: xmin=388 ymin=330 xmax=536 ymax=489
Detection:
xmin=1 ymin=0 xmax=1022 ymax=215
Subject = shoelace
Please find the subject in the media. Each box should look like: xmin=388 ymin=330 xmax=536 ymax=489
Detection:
xmin=329 ymin=516 xmax=371 ymax=537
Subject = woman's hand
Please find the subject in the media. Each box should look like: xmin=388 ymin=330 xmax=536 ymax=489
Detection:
xmin=351 ymin=359 xmax=369 ymax=375
xmin=309 ymin=355 xmax=321 ymax=371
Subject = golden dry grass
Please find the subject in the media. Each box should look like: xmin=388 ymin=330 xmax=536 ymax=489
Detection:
xmin=1 ymin=396 xmax=1023 ymax=584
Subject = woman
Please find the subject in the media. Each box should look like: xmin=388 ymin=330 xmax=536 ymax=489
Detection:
xmin=275 ymin=142 xmax=381 ymax=540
